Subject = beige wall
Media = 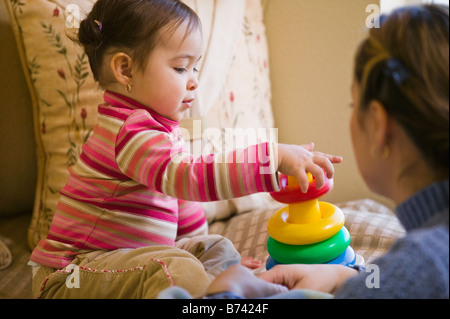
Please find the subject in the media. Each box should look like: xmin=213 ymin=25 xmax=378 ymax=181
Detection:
xmin=264 ymin=0 xmax=393 ymax=207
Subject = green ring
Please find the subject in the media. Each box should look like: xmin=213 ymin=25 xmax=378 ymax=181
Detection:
xmin=267 ymin=227 xmax=351 ymax=264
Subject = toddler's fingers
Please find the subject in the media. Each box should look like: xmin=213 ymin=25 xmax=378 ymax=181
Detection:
xmin=328 ymin=155 xmax=343 ymax=164
xmin=293 ymin=170 xmax=310 ymax=194
xmin=308 ymin=163 xmax=327 ymax=190
xmin=314 ymin=152 xmax=343 ymax=165
xmin=312 ymin=155 xmax=335 ymax=181
xmin=300 ymin=143 xmax=315 ymax=152
xmin=241 ymin=257 xmax=263 ymax=270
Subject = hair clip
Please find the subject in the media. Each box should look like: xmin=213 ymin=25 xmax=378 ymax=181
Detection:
xmin=384 ymin=58 xmax=411 ymax=85
xmin=94 ymin=20 xmax=103 ymax=32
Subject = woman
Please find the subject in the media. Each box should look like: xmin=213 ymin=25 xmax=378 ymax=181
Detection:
xmin=201 ymin=4 xmax=449 ymax=299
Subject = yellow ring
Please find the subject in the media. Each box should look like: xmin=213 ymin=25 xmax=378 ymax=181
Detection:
xmin=267 ymin=202 xmax=345 ymax=245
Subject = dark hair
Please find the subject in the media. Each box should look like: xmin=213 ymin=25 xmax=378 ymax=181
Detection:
xmin=70 ymin=0 xmax=201 ymax=84
xmin=354 ymin=5 xmax=449 ymax=174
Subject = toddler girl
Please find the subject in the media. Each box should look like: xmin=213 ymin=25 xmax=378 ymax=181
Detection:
xmin=30 ymin=0 xmax=342 ymax=299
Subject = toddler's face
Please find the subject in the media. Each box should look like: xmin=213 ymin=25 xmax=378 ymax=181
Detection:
xmin=132 ymin=22 xmax=203 ymax=122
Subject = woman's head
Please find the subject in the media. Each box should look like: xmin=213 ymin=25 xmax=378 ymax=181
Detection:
xmin=351 ymin=5 xmax=449 ymax=201
xmin=73 ymin=0 xmax=201 ymax=85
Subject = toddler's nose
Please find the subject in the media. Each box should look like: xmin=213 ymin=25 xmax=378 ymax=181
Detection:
xmin=187 ymin=75 xmax=199 ymax=91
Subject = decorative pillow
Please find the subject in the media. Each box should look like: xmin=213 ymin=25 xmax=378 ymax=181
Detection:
xmin=5 ymin=0 xmax=276 ymax=249
xmin=5 ymin=0 xmax=101 ymax=250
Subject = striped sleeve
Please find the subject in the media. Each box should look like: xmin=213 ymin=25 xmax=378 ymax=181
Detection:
xmin=115 ymin=111 xmax=280 ymax=202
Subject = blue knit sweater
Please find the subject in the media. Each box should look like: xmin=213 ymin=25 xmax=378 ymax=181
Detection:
xmin=336 ymin=179 xmax=449 ymax=299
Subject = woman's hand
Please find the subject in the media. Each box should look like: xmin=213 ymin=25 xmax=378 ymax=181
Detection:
xmin=258 ymin=264 xmax=358 ymax=295
xmin=277 ymin=143 xmax=343 ymax=193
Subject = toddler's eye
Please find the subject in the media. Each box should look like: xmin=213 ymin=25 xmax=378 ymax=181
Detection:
xmin=174 ymin=67 xmax=186 ymax=74
xmin=194 ymin=67 xmax=199 ymax=73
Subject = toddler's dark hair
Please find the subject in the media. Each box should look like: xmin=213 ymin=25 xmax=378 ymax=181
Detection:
xmin=70 ymin=0 xmax=201 ymax=85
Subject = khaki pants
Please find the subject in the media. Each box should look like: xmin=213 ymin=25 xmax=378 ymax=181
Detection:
xmin=32 ymin=235 xmax=240 ymax=299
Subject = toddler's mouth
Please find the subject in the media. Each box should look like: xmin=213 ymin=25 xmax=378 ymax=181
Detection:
xmin=182 ymin=99 xmax=194 ymax=108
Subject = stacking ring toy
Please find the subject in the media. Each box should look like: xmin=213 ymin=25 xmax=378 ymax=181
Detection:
xmin=267 ymin=226 xmax=351 ymax=265
xmin=267 ymin=202 xmax=345 ymax=245
xmin=266 ymin=173 xmax=357 ymax=270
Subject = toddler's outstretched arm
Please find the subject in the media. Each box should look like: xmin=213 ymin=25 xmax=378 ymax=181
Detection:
xmin=277 ymin=143 xmax=343 ymax=193
xmin=116 ymin=112 xmax=342 ymax=201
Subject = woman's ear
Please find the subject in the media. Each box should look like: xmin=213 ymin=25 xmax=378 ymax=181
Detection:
xmin=368 ymin=100 xmax=391 ymax=148
xmin=110 ymin=52 xmax=133 ymax=86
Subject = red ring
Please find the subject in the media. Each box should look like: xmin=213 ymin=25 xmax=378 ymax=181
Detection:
xmin=270 ymin=173 xmax=333 ymax=204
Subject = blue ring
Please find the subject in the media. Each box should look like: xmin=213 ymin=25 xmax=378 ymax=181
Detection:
xmin=266 ymin=246 xmax=356 ymax=270
xmin=266 ymin=256 xmax=281 ymax=270
xmin=326 ymin=246 xmax=356 ymax=266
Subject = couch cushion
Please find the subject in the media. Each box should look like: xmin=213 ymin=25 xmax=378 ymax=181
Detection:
xmin=338 ymin=199 xmax=406 ymax=264
xmin=5 ymin=0 xmax=275 ymax=249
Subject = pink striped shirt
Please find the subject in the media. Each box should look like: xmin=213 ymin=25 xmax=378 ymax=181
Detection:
xmin=30 ymin=91 xmax=279 ymax=269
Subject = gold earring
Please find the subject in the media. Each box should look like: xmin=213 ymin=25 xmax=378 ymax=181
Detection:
xmin=382 ymin=145 xmax=391 ymax=160
xmin=125 ymin=83 xmax=132 ymax=93
xmin=371 ymin=145 xmax=391 ymax=160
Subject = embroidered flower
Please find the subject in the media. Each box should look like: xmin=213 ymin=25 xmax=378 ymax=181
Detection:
xmin=57 ymin=68 xmax=65 ymax=80
xmin=81 ymin=108 xmax=87 ymax=120
xmin=230 ymin=92 xmax=235 ymax=103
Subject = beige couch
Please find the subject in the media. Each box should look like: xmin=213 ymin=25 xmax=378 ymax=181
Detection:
xmin=0 ymin=0 xmax=405 ymax=299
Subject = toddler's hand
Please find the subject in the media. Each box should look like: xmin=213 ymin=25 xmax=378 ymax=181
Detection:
xmin=277 ymin=143 xmax=343 ymax=193
xmin=240 ymin=257 xmax=263 ymax=270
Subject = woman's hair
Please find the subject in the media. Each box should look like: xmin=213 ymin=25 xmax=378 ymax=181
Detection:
xmin=70 ymin=0 xmax=201 ymax=84
xmin=354 ymin=5 xmax=449 ymax=174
